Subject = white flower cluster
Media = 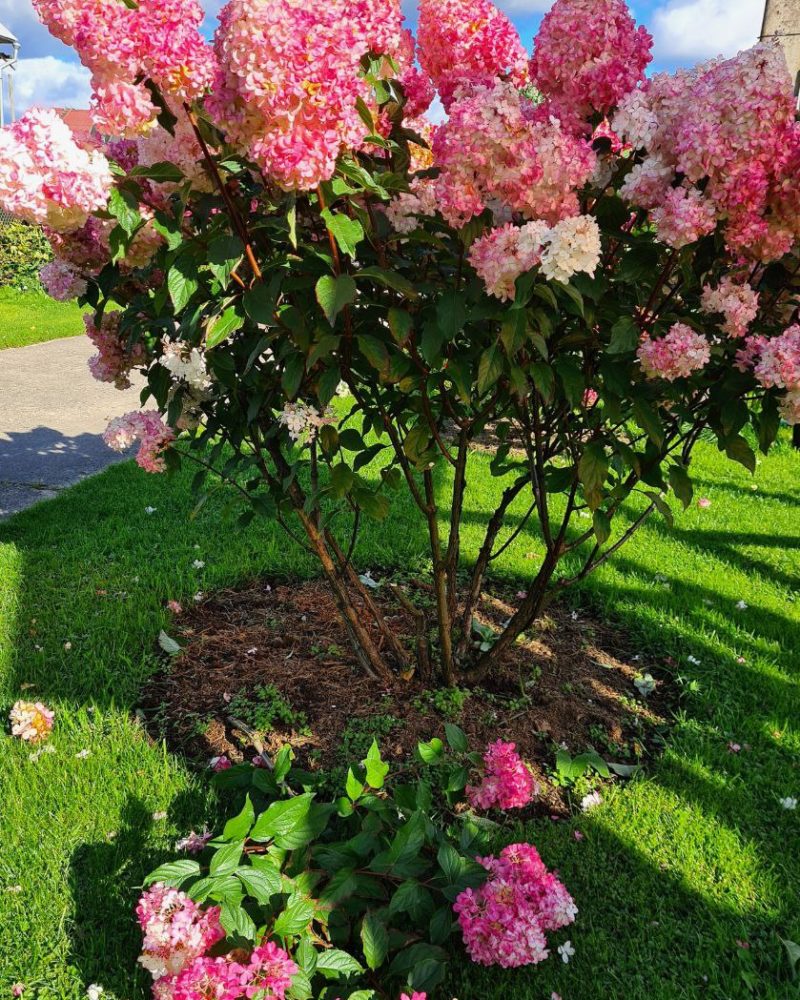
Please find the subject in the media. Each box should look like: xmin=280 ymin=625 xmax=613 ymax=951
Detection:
xmin=161 ymin=340 xmax=212 ymax=393
xmin=539 ymin=215 xmax=602 ymax=284
xmin=279 ymin=402 xmax=336 ymax=442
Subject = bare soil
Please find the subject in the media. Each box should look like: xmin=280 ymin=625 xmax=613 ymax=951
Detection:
xmin=140 ymin=578 xmax=671 ymax=815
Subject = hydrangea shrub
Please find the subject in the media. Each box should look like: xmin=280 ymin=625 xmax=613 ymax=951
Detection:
xmin=140 ymin=731 xmax=572 ymax=997
xmin=6 ymin=0 xmax=800 ymax=686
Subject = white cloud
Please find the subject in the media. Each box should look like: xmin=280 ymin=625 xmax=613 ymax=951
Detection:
xmin=651 ymin=0 xmax=762 ymax=62
xmin=11 ymin=56 xmax=91 ymax=112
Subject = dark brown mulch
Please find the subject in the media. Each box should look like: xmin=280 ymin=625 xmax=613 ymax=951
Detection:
xmin=139 ymin=579 xmax=671 ymax=815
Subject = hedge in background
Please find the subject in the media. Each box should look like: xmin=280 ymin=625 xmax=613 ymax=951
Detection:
xmin=0 ymin=221 xmax=52 ymax=292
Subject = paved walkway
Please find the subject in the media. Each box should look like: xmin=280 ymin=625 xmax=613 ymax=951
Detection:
xmin=0 ymin=336 xmax=143 ymax=519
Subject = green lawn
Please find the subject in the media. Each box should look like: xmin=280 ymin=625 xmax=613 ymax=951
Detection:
xmin=0 ymin=436 xmax=798 ymax=1000
xmin=0 ymin=287 xmax=83 ymax=349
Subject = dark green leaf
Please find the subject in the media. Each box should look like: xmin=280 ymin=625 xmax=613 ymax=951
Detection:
xmin=316 ymin=274 xmax=357 ymax=326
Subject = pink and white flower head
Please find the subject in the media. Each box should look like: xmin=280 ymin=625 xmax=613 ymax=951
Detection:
xmin=136 ymin=884 xmax=224 ymax=979
xmin=244 ymin=941 xmax=298 ymax=999
xmin=167 ymin=955 xmax=247 ymax=1000
xmin=753 ymin=324 xmax=800 ymax=392
xmin=103 ymin=411 xmax=175 ymax=473
xmin=467 ymin=740 xmax=538 ymax=811
xmin=530 ymin=0 xmax=652 ymax=121
xmin=637 ymin=324 xmax=711 ymax=382
xmin=539 ymin=215 xmax=602 ymax=284
xmin=40 ymin=260 xmax=88 ymax=302
xmin=86 ymin=312 xmax=147 ymax=390
xmin=453 ymin=843 xmax=577 ymax=967
xmin=0 ymin=109 xmax=112 ymax=232
xmin=416 ymin=0 xmax=528 ymax=110
xmin=701 ymin=277 xmax=759 ymax=339
xmin=9 ymin=700 xmax=54 ymax=743
xmin=209 ymin=754 xmax=232 ymax=772
xmin=433 ymin=80 xmax=596 ymax=228
xmin=469 ymin=221 xmax=550 ymax=301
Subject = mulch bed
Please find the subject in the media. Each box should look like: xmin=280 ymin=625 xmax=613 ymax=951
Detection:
xmin=140 ymin=578 xmax=671 ymax=815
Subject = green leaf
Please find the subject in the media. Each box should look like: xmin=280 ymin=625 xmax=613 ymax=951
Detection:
xmin=592 ymin=509 xmax=612 ymax=544
xmin=531 ymin=361 xmax=555 ymax=403
xmin=436 ymin=289 xmax=467 ymax=342
xmin=143 ymin=859 xmax=200 ymax=888
xmin=207 ymin=306 xmax=243 ymax=349
xmin=223 ymin=794 xmax=255 ymax=841
xmin=321 ymin=209 xmax=365 ymax=258
xmin=478 ymin=344 xmax=503 ymax=396
xmin=346 ymin=767 xmax=365 ymax=801
xmin=316 ymin=274 xmax=357 ymax=326
xmin=210 ymin=840 xmax=243 ymax=876
xmin=668 ymin=463 xmax=693 ymax=509
xmin=220 ymin=901 xmax=256 ymax=941
xmin=608 ymin=317 xmax=640 ymax=354
xmin=444 ymin=723 xmax=468 ymax=753
xmin=167 ymin=257 xmax=198 ymax=312
xmin=416 ymin=737 xmax=444 ymax=764
xmin=251 ymin=793 xmax=314 ymax=843
xmin=330 ymin=463 xmax=355 ymax=498
xmin=780 ymin=937 xmax=800 ymax=979
xmin=236 ymin=864 xmax=281 ymax=904
xmin=355 ymin=266 xmax=418 ymax=298
xmin=388 ymin=307 xmax=413 ymax=344
xmin=108 ymin=186 xmax=142 ymax=237
xmin=243 ymin=281 xmax=278 ymax=325
xmin=357 ymin=335 xmax=390 ymax=376
xmin=129 ymin=161 xmax=184 ymax=183
xmin=208 ymin=234 xmax=244 ymax=289
xmin=273 ymin=892 xmax=315 ymax=938
xmin=724 ymin=434 xmax=756 ymax=473
xmin=632 ymin=398 xmax=664 ymax=447
xmin=364 ymin=741 xmax=389 ymax=789
xmin=645 ymin=490 xmax=674 ymax=529
xmin=361 ymin=912 xmax=389 ymax=970
xmin=578 ymin=442 xmax=608 ymax=506
xmin=315 ymin=949 xmax=364 ymax=978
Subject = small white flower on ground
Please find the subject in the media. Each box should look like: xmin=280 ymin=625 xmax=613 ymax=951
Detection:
xmin=780 ymin=797 xmax=797 ymax=810
xmin=64 ymin=642 xmax=72 ymax=651
xmin=75 ymin=749 xmax=91 ymax=759
xmin=581 ymin=791 xmax=603 ymax=812
xmin=735 ymin=600 xmax=748 ymax=610
xmin=152 ymin=811 xmax=167 ymax=821
xmin=727 ymin=742 xmax=741 ymax=753
xmin=557 ymin=940 xmax=575 ymax=964
xmin=144 ymin=506 xmax=157 ymax=514
xmin=192 ymin=560 xmax=205 ymax=570
xmin=687 ymin=655 xmax=701 ymax=665
xmin=86 ymin=986 xmax=104 ymax=1000
xmin=193 ymin=592 xmax=204 ymax=602
xmin=5 ymin=885 xmax=22 ymax=893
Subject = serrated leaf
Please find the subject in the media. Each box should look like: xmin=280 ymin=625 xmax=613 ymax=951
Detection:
xmin=223 ymin=794 xmax=255 ymax=841
xmin=478 ymin=344 xmax=503 ymax=395
xmin=724 ymin=434 xmax=756 ymax=473
xmin=236 ymin=865 xmax=281 ymax=904
xmin=608 ymin=317 xmax=640 ymax=354
xmin=167 ymin=257 xmax=198 ymax=312
xmin=143 ymin=859 xmax=200 ymax=887
xmin=668 ymin=463 xmax=693 ymax=509
xmin=361 ymin=912 xmax=388 ymax=970
xmin=321 ymin=209 xmax=365 ymax=258
xmin=210 ymin=840 xmax=243 ymax=876
xmin=220 ymin=901 xmax=256 ymax=941
xmin=444 ymin=723 xmax=468 ymax=753
xmin=316 ymin=274 xmax=357 ymax=326
xmin=207 ymin=306 xmax=243 ymax=349
xmin=592 ymin=509 xmax=611 ymax=544
xmin=108 ymin=186 xmax=141 ymax=237
xmin=316 ymin=949 xmax=364 ymax=978
xmin=273 ymin=892 xmax=315 ymax=937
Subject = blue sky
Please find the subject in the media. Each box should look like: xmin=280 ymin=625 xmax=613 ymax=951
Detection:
xmin=0 ymin=0 xmax=765 ymax=114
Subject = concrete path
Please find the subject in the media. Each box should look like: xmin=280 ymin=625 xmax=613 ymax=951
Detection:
xmin=0 ymin=336 xmax=143 ymax=519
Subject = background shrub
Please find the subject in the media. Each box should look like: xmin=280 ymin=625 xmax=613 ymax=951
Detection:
xmin=0 ymin=220 xmax=52 ymax=292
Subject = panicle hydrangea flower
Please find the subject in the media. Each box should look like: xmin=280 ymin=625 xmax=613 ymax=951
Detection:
xmin=614 ymin=42 xmax=800 ymax=260
xmin=779 ymin=389 xmax=800 ymax=425
xmin=637 ymin=323 xmax=711 ymax=382
xmin=161 ymin=341 xmax=212 ymax=393
xmin=433 ymin=80 xmax=596 ymax=228
xmin=86 ymin=312 xmax=147 ymax=389
xmin=753 ymin=325 xmax=800 ymax=394
xmin=136 ymin=119 xmax=212 ymax=198
xmin=0 ymin=109 xmax=112 ymax=232
xmin=385 ymin=178 xmax=439 ymax=235
xmin=700 ymin=277 xmax=759 ymax=339
xmin=453 ymin=842 xmax=577 ymax=967
xmin=279 ymin=402 xmax=336 ymax=443
xmin=539 ymin=215 xmax=602 ymax=284
xmin=103 ymin=411 xmax=175 ymax=473
xmin=136 ymin=884 xmax=224 ymax=980
xmin=34 ymin=0 xmax=216 ymax=134
xmin=468 ymin=221 xmax=550 ymax=301
xmin=243 ymin=941 xmax=298 ymax=999
xmin=416 ymin=0 xmax=528 ymax=110
xmin=530 ymin=0 xmax=652 ymax=121
xmin=9 ymin=701 xmax=55 ymax=743
xmin=466 ymin=740 xmax=538 ymax=810
xmin=208 ymin=0 xmax=417 ymax=190
xmin=39 ymin=260 xmax=88 ymax=302
xmin=168 ymin=956 xmax=249 ymax=1000
xmin=650 ymin=187 xmax=717 ymax=249
xmin=44 ymin=217 xmax=114 ymax=275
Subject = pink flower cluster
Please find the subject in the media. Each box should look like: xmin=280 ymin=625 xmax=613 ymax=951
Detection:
xmin=138 ymin=886 xmax=298 ymax=1000
xmin=9 ymin=700 xmax=55 ymax=743
xmin=530 ymin=0 xmax=652 ymax=121
xmin=33 ymin=0 xmax=216 ymax=134
xmin=208 ymin=0 xmax=421 ymax=190
xmin=637 ymin=323 xmax=711 ymax=382
xmin=433 ymin=80 xmax=596 ymax=228
xmin=453 ymin=843 xmax=577 ymax=967
xmin=39 ymin=260 xmax=87 ymax=302
xmin=701 ymin=277 xmax=760 ymax=339
xmin=614 ymin=42 xmax=800 ymax=259
xmin=753 ymin=325 xmax=800 ymax=424
xmin=86 ymin=312 xmax=147 ymax=390
xmin=467 ymin=740 xmax=538 ymax=810
xmin=103 ymin=411 xmax=175 ymax=473
xmin=0 ymin=109 xmax=112 ymax=233
xmin=416 ymin=0 xmax=528 ymax=110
